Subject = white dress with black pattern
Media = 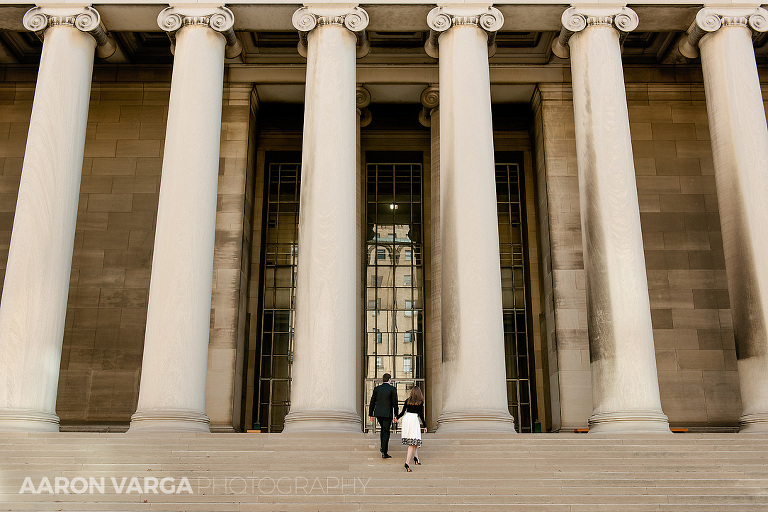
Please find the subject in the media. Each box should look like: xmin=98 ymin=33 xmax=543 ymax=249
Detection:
xmin=400 ymin=412 xmax=422 ymax=447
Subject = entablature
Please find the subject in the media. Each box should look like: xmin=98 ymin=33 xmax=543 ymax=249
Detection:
xmin=1 ymin=3 xmax=768 ymax=66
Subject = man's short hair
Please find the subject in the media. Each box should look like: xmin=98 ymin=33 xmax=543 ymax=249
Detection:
xmin=382 ymin=373 xmax=391 ymax=383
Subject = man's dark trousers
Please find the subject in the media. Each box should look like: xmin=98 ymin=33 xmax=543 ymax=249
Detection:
xmin=377 ymin=417 xmax=392 ymax=454
xmin=369 ymin=381 xmax=398 ymax=456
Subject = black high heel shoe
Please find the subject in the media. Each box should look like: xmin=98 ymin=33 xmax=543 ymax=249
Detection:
xmin=413 ymin=457 xmax=421 ymax=465
xmin=404 ymin=463 xmax=412 ymax=472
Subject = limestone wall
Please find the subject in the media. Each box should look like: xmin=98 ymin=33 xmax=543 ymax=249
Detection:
xmin=628 ymin=84 xmax=740 ymax=427
xmin=533 ymin=84 xmax=590 ymax=431
xmin=206 ymin=84 xmax=257 ymax=431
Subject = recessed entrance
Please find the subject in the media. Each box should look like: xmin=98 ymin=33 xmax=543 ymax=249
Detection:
xmin=249 ymin=134 xmax=538 ymax=433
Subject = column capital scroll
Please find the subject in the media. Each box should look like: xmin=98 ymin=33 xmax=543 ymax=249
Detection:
xmin=355 ymin=85 xmax=371 ymax=109
xmin=425 ymin=6 xmax=504 ymax=59
xmin=418 ymin=85 xmax=439 ymax=127
xmin=551 ymin=6 xmax=638 ymax=59
xmin=678 ymin=7 xmax=768 ymax=59
xmin=23 ymin=6 xmax=117 ymax=59
xmin=356 ymin=85 xmax=372 ymax=127
xmin=292 ymin=6 xmax=370 ymax=58
xmin=157 ymin=6 xmax=242 ymax=59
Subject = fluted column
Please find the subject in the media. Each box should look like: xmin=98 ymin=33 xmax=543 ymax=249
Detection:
xmin=0 ymin=7 xmax=112 ymax=432
xmin=129 ymin=6 xmax=240 ymax=432
xmin=425 ymin=7 xmax=515 ymax=433
xmin=680 ymin=8 xmax=768 ymax=433
xmin=282 ymin=6 xmax=368 ymax=433
xmin=555 ymin=7 xmax=669 ymax=433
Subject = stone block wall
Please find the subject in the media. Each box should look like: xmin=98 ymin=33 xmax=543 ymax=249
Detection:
xmin=533 ymin=84 xmax=591 ymax=432
xmin=60 ymin=82 xmax=167 ymax=426
xmin=627 ymin=84 xmax=740 ymax=427
xmin=206 ymin=84 xmax=258 ymax=431
xmin=0 ymin=84 xmax=32 ymax=292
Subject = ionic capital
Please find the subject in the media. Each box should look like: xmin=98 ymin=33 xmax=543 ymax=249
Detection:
xmin=23 ymin=6 xmax=117 ymax=59
xmin=418 ymin=85 xmax=439 ymax=127
xmin=356 ymin=85 xmax=372 ymax=127
xmin=551 ymin=6 xmax=639 ymax=59
xmin=292 ymin=6 xmax=370 ymax=58
xmin=157 ymin=6 xmax=242 ymax=59
xmin=425 ymin=6 xmax=504 ymax=58
xmin=679 ymin=7 xmax=768 ymax=59
xmin=356 ymin=86 xmax=371 ymax=109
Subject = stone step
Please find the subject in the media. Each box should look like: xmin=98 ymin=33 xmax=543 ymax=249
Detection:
xmin=5 ymin=502 xmax=768 ymax=511
xmin=3 ymin=433 xmax=767 ymax=512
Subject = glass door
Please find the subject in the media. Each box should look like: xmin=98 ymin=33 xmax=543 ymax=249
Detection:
xmin=364 ymin=154 xmax=425 ymax=432
xmin=256 ymin=158 xmax=301 ymax=432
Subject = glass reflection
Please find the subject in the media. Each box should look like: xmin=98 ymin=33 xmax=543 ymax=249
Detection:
xmin=364 ymin=160 xmax=425 ymax=433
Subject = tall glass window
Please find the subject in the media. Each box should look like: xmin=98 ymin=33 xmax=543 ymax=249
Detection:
xmin=496 ymin=153 xmax=537 ymax=432
xmin=256 ymin=158 xmax=301 ymax=432
xmin=364 ymin=156 xmax=425 ymax=432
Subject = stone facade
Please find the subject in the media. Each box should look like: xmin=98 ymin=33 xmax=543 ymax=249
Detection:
xmin=0 ymin=76 xmax=746 ymax=430
xmin=1 ymin=2 xmax=767 ymax=434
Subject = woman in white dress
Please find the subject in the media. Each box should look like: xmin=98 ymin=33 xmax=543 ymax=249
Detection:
xmin=396 ymin=386 xmax=427 ymax=472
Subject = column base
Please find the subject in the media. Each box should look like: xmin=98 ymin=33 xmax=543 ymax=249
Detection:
xmin=128 ymin=409 xmax=210 ymax=433
xmin=739 ymin=412 xmax=768 ymax=433
xmin=436 ymin=409 xmax=516 ymax=433
xmin=282 ymin=409 xmax=361 ymax=433
xmin=0 ymin=408 xmax=60 ymax=432
xmin=588 ymin=410 xmax=671 ymax=434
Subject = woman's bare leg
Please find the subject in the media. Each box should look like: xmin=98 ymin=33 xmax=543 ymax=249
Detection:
xmin=405 ymin=445 xmax=414 ymax=465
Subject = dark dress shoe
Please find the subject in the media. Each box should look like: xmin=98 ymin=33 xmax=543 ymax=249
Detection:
xmin=382 ymin=453 xmax=392 ymax=459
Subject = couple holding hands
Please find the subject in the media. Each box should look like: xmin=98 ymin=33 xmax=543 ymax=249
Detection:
xmin=368 ymin=373 xmax=427 ymax=472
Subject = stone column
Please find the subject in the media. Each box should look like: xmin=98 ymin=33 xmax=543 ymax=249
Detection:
xmin=425 ymin=7 xmax=515 ymax=433
xmin=0 ymin=7 xmax=112 ymax=432
xmin=282 ymin=6 xmax=368 ymax=433
xmin=419 ymin=86 xmax=443 ymax=430
xmin=129 ymin=6 xmax=240 ymax=432
xmin=553 ymin=7 xmax=669 ymax=433
xmin=679 ymin=8 xmax=768 ymax=433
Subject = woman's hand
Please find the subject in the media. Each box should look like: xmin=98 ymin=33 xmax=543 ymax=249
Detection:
xmin=422 ymin=427 xmax=427 ymax=433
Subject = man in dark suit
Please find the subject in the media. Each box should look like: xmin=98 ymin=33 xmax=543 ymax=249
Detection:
xmin=368 ymin=373 xmax=399 ymax=458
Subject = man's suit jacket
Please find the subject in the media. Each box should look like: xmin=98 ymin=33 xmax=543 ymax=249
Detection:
xmin=369 ymin=383 xmax=399 ymax=419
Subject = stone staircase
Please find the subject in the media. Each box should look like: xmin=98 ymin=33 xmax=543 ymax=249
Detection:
xmin=2 ymin=432 xmax=768 ymax=511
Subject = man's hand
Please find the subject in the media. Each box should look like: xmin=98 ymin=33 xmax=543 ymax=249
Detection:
xmin=369 ymin=416 xmax=374 ymax=422
xmin=393 ymin=417 xmax=398 ymax=423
